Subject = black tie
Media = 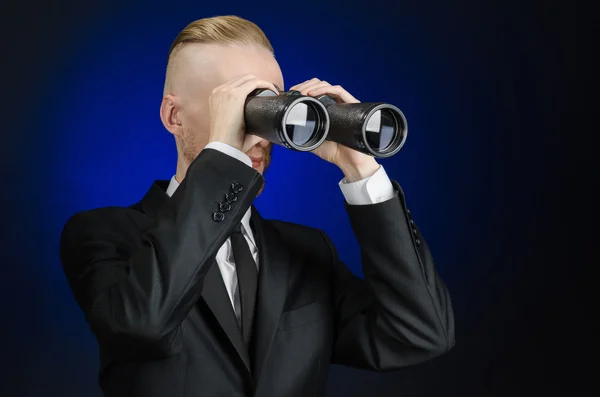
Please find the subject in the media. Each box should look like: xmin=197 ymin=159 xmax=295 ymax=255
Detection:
xmin=230 ymin=223 xmax=258 ymax=347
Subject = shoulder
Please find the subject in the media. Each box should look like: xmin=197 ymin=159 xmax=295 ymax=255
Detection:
xmin=60 ymin=203 xmax=150 ymax=246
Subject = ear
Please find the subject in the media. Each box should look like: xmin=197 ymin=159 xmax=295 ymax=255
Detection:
xmin=160 ymin=94 xmax=184 ymax=137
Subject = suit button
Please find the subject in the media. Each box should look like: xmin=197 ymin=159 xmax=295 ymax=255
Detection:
xmin=409 ymin=219 xmax=415 ymax=225
xmin=415 ymin=238 xmax=421 ymax=246
xmin=213 ymin=212 xmax=225 ymax=222
xmin=407 ymin=209 xmax=411 ymax=215
xmin=412 ymin=228 xmax=418 ymax=235
xmin=225 ymin=193 xmax=238 ymax=203
xmin=219 ymin=202 xmax=232 ymax=212
xmin=231 ymin=182 xmax=243 ymax=194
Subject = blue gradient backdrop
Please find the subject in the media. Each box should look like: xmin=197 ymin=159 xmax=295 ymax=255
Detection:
xmin=1 ymin=0 xmax=583 ymax=396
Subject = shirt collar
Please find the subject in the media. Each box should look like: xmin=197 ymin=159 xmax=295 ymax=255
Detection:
xmin=165 ymin=175 xmax=179 ymax=197
xmin=165 ymin=175 xmax=257 ymax=253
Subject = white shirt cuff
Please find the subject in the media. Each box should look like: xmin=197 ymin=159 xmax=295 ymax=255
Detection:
xmin=338 ymin=165 xmax=395 ymax=205
xmin=204 ymin=142 xmax=252 ymax=168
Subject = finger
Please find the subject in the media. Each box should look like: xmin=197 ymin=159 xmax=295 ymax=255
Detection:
xmin=289 ymin=78 xmax=321 ymax=92
xmin=288 ymin=79 xmax=315 ymax=91
xmin=297 ymin=79 xmax=325 ymax=94
xmin=296 ymin=81 xmax=330 ymax=96
xmin=299 ymin=81 xmax=332 ymax=96
xmin=226 ymin=73 xmax=260 ymax=89
xmin=236 ymin=78 xmax=280 ymax=97
xmin=212 ymin=74 xmax=258 ymax=93
xmin=307 ymin=85 xmax=359 ymax=103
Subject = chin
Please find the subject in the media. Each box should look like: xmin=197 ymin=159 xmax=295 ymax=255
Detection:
xmin=252 ymin=163 xmax=268 ymax=196
xmin=252 ymin=161 xmax=267 ymax=174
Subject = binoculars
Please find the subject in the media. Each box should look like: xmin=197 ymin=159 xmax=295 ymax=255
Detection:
xmin=244 ymin=89 xmax=407 ymax=158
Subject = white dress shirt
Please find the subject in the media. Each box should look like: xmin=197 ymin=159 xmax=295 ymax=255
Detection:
xmin=166 ymin=142 xmax=396 ymax=324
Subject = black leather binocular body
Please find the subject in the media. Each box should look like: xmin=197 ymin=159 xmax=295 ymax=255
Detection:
xmin=244 ymin=89 xmax=407 ymax=158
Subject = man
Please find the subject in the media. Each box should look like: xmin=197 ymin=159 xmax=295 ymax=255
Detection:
xmin=60 ymin=15 xmax=454 ymax=397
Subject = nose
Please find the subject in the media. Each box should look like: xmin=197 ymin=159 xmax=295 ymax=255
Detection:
xmin=243 ymin=135 xmax=271 ymax=153
xmin=257 ymin=138 xmax=270 ymax=148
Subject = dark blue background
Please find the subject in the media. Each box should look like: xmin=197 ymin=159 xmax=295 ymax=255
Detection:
xmin=1 ymin=0 xmax=584 ymax=396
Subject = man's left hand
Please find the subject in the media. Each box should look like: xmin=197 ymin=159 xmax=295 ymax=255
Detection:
xmin=289 ymin=78 xmax=380 ymax=182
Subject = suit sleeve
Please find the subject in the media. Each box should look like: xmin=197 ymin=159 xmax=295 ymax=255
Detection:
xmin=326 ymin=182 xmax=455 ymax=370
xmin=60 ymin=149 xmax=263 ymax=357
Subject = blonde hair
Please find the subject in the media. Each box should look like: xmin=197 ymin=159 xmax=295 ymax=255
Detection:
xmin=167 ymin=15 xmax=274 ymax=63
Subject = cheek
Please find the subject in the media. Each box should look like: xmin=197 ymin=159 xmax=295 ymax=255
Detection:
xmin=188 ymin=109 xmax=209 ymax=132
xmin=183 ymin=112 xmax=210 ymax=145
xmin=182 ymin=100 xmax=209 ymax=131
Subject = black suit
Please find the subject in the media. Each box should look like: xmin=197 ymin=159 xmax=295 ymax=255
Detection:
xmin=60 ymin=149 xmax=455 ymax=397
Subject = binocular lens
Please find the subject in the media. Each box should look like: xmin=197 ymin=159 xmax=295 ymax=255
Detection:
xmin=245 ymin=89 xmax=329 ymax=151
xmin=284 ymin=102 xmax=319 ymax=146
xmin=317 ymin=98 xmax=408 ymax=158
xmin=365 ymin=108 xmax=397 ymax=152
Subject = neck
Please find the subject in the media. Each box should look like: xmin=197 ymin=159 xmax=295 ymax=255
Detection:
xmin=175 ymin=156 xmax=190 ymax=184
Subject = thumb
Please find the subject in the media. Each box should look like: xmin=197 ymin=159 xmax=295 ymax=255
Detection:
xmin=310 ymin=141 xmax=338 ymax=164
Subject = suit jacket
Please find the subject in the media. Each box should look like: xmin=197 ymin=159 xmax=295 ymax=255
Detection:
xmin=60 ymin=148 xmax=455 ymax=397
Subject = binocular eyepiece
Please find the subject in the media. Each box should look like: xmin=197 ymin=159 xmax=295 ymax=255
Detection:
xmin=244 ymin=89 xmax=408 ymax=158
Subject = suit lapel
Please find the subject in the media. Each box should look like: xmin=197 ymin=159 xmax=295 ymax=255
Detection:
xmin=201 ymin=260 xmax=251 ymax=373
xmin=250 ymin=207 xmax=290 ymax=383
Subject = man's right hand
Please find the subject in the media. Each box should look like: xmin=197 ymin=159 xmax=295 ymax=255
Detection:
xmin=208 ymin=74 xmax=279 ymax=151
